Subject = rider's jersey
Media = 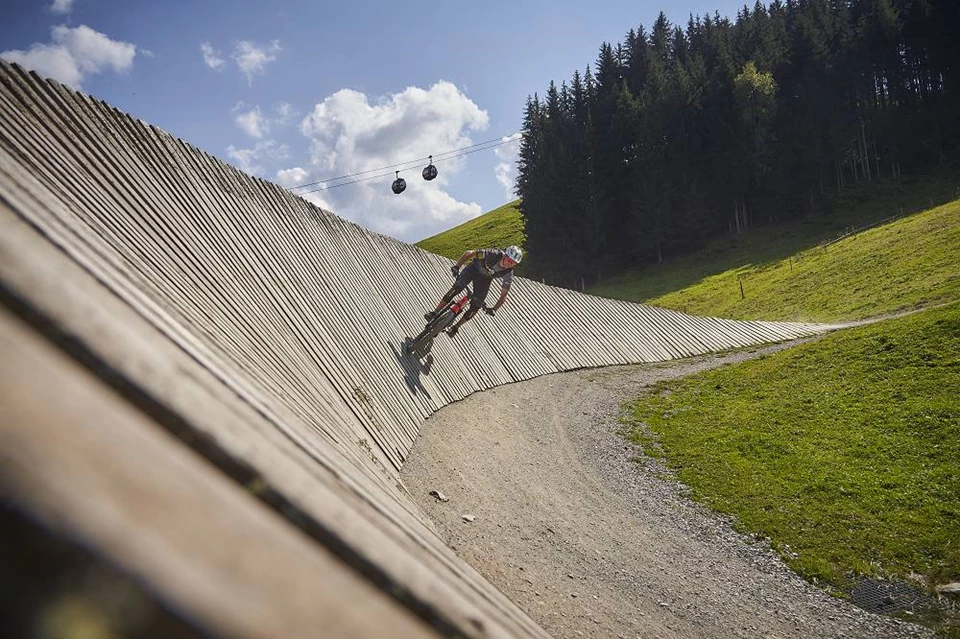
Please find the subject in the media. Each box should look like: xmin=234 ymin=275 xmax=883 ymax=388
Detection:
xmin=473 ymin=248 xmax=515 ymax=289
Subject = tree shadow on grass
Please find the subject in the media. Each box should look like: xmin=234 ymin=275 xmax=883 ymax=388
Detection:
xmin=591 ymin=175 xmax=959 ymax=302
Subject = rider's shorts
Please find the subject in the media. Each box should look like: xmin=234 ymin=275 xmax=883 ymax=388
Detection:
xmin=454 ymin=261 xmax=493 ymax=307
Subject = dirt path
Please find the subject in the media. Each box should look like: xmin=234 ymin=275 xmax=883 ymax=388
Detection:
xmin=402 ymin=343 xmax=931 ymax=639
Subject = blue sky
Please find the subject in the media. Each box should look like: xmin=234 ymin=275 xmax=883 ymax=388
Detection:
xmin=2 ymin=0 xmax=746 ymax=243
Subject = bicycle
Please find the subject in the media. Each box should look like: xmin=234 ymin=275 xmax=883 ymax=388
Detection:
xmin=404 ymin=283 xmax=485 ymax=358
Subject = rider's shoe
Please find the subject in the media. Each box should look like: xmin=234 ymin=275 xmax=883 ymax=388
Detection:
xmin=446 ymin=325 xmax=459 ymax=339
xmin=424 ymin=310 xmax=439 ymax=321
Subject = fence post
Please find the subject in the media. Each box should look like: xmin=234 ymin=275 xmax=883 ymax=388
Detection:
xmin=739 ymin=277 xmax=745 ymax=300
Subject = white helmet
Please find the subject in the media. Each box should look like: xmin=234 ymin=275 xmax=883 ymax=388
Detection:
xmin=504 ymin=245 xmax=523 ymax=265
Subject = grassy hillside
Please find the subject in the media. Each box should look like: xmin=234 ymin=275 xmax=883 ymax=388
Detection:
xmin=415 ymin=200 xmax=524 ymax=261
xmin=591 ymin=175 xmax=960 ymax=322
xmin=655 ymin=200 xmax=960 ymax=322
xmin=605 ymin=182 xmax=960 ymax=635
xmin=592 ymin=199 xmax=960 ymax=322
xmin=625 ymin=303 xmax=960 ymax=633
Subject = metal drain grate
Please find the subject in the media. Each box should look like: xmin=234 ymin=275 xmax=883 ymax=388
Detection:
xmin=850 ymin=578 xmax=928 ymax=615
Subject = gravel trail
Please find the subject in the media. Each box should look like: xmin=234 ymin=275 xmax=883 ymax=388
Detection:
xmin=402 ymin=343 xmax=931 ymax=639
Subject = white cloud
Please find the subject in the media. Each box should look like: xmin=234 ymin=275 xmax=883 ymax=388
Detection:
xmin=494 ymin=133 xmax=521 ymax=202
xmin=276 ymin=167 xmax=308 ymax=187
xmin=233 ymin=40 xmax=281 ymax=85
xmin=297 ymin=190 xmax=334 ymax=212
xmin=227 ymin=140 xmax=290 ymax=176
xmin=294 ymin=81 xmax=489 ymax=242
xmin=275 ymin=102 xmax=297 ymax=123
xmin=231 ymin=101 xmax=298 ymax=139
xmin=201 ymin=43 xmax=225 ymax=70
xmin=2 ymin=44 xmax=82 ymax=86
xmin=53 ymin=25 xmax=136 ymax=73
xmin=233 ymin=104 xmax=267 ymax=139
xmin=50 ymin=0 xmax=74 ymax=14
xmin=1 ymin=25 xmax=136 ymax=89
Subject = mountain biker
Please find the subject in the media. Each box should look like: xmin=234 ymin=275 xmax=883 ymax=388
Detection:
xmin=425 ymin=245 xmax=523 ymax=338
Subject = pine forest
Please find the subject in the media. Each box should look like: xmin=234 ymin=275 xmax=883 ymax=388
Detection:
xmin=515 ymin=0 xmax=960 ymax=286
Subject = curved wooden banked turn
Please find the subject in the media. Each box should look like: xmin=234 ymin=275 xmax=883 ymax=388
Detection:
xmin=0 ymin=61 xmax=837 ymax=638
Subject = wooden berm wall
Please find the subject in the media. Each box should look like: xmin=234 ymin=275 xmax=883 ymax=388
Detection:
xmin=0 ymin=61 xmax=833 ymax=638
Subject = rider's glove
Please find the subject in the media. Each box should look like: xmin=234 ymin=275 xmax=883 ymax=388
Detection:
xmin=450 ymin=265 xmax=460 ymax=278
xmin=484 ymin=306 xmax=495 ymax=317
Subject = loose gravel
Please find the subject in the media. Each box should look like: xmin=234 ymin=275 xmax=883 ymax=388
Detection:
xmin=402 ymin=341 xmax=932 ymax=639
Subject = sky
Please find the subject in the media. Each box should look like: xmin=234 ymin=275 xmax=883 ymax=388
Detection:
xmin=2 ymin=0 xmax=746 ymax=244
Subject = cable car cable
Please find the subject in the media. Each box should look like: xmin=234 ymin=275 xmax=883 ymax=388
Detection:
xmin=287 ymin=132 xmax=519 ymax=191
xmin=294 ymin=138 xmax=518 ymax=194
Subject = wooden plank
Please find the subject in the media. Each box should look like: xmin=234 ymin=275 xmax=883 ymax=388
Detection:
xmin=0 ymin=201 xmax=550 ymax=639
xmin=0 ymin=308 xmax=440 ymax=639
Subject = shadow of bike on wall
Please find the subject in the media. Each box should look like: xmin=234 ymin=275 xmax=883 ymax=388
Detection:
xmin=388 ymin=340 xmax=433 ymax=399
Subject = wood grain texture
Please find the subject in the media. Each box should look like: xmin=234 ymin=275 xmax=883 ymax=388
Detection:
xmin=0 ymin=60 xmax=836 ymax=638
xmin=0 ymin=308 xmax=440 ymax=639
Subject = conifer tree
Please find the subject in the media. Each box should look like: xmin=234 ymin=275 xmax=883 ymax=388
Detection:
xmin=517 ymin=0 xmax=960 ymax=282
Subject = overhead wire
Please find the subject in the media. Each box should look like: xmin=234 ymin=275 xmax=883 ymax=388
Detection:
xmin=287 ymin=132 xmax=521 ymax=193
xmin=288 ymin=133 xmax=518 ymax=190
xmin=294 ymin=138 xmax=516 ymax=194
